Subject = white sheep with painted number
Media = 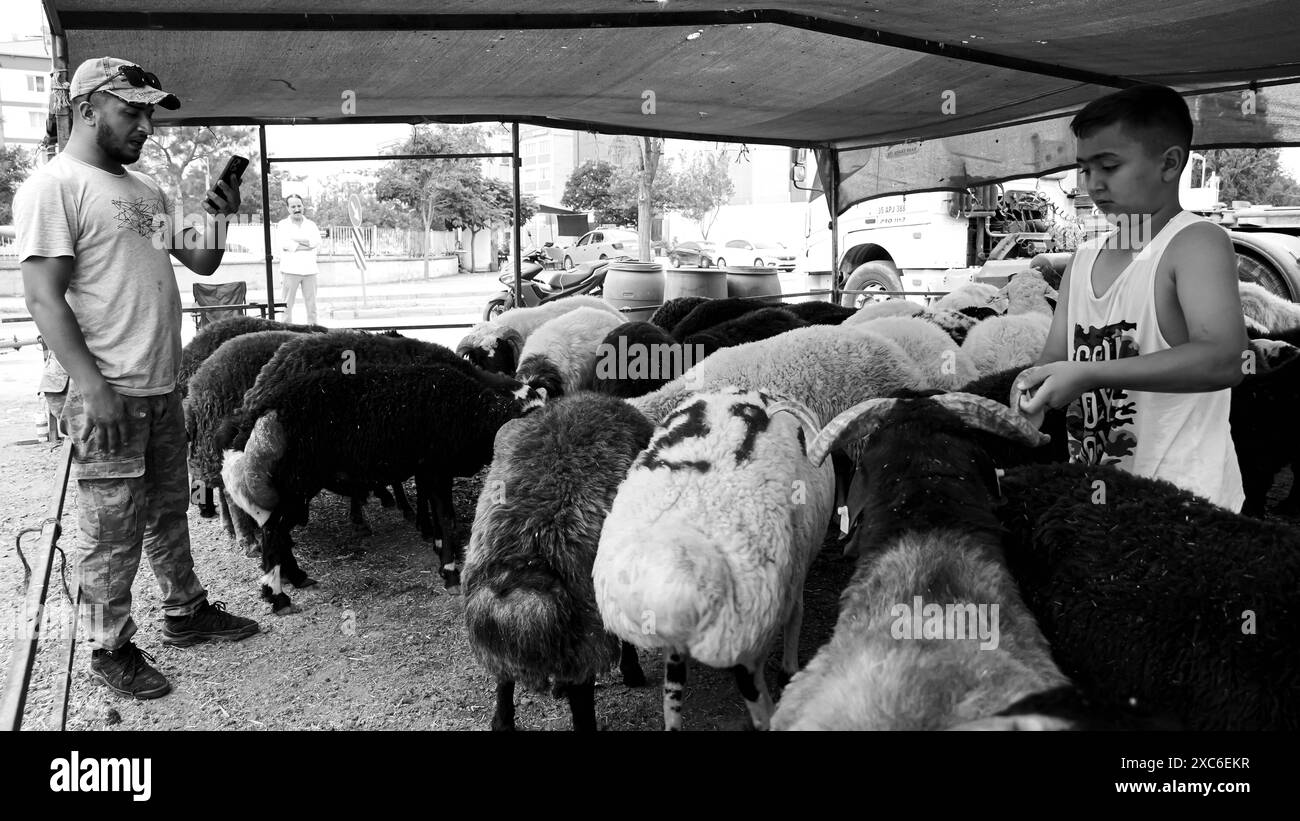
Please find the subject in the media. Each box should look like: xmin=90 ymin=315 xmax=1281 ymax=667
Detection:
xmin=594 ymin=389 xmax=835 ymax=730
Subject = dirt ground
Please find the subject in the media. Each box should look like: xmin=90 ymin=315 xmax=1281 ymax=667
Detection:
xmin=1 ymin=349 xmax=1296 ymax=731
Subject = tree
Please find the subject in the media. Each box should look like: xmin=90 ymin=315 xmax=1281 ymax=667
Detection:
xmin=670 ymin=149 xmax=735 ymax=239
xmin=138 ymin=125 xmax=256 ymax=216
xmin=1205 ymin=148 xmax=1300 ymax=206
xmin=634 ymin=137 xmax=666 ymax=260
xmin=0 ymin=145 xmax=34 ymax=224
xmin=562 ymin=161 xmax=627 ymax=224
xmin=375 ymin=124 xmax=496 ymax=276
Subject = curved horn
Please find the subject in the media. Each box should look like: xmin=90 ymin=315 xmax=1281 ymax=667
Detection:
xmin=806 ymin=398 xmax=899 ymax=467
xmin=930 ymin=392 xmax=1052 ymax=448
xmin=764 ymin=394 xmax=823 ymax=453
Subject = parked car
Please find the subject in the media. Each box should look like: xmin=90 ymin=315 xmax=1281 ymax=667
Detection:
xmin=668 ymin=240 xmax=722 ymax=267
xmin=560 ymin=228 xmax=639 ymax=269
xmin=718 ymin=238 xmax=797 ymax=271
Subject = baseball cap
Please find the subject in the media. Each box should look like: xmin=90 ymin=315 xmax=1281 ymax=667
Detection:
xmin=69 ymin=57 xmax=180 ymax=110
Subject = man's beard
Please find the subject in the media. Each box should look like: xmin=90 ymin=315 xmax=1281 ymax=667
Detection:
xmin=95 ymin=118 xmax=142 ymax=165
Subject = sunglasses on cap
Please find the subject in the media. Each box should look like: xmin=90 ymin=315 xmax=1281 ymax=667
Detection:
xmin=86 ymin=64 xmax=163 ymax=97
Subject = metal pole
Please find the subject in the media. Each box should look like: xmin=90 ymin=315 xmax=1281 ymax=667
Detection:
xmin=0 ymin=438 xmax=75 ymax=731
xmin=259 ymin=125 xmax=275 ymax=319
xmin=828 ymin=147 xmax=842 ymax=305
xmin=512 ymin=122 xmax=522 ymax=304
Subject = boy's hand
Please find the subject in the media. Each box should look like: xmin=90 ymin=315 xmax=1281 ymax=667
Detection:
xmin=1014 ymin=361 xmax=1096 ymax=418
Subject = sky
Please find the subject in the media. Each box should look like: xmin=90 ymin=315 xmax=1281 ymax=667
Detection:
xmin=10 ymin=0 xmax=1300 ymax=183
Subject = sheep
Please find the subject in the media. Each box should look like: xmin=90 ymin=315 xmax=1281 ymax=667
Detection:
xmin=513 ymin=306 xmax=627 ymax=398
xmin=178 ymin=315 xmax=324 ymax=398
xmin=1232 ymin=339 xmax=1300 ymax=517
xmin=221 ymin=363 xmax=545 ymax=612
xmin=457 ymin=295 xmax=623 ymax=375
xmin=988 ymin=268 xmax=1058 ymax=317
xmin=961 ymin=312 xmax=1052 ymax=378
xmin=997 ymin=460 xmax=1300 ymax=730
xmin=463 ymin=393 xmax=655 ymax=731
xmin=917 ymin=309 xmax=981 ymax=346
xmin=782 ymin=301 xmax=857 ymax=326
xmin=222 ymin=329 xmax=520 ymax=540
xmin=957 ymin=367 xmax=1069 ymax=467
xmin=668 ymin=297 xmax=771 ymax=342
xmin=594 ymin=389 xmax=835 ymax=730
xmin=932 ymin=281 xmax=999 ymax=313
xmin=853 ymin=315 xmax=978 ymax=391
xmin=770 ymin=392 xmax=1070 ymax=730
xmin=958 ymin=305 xmax=1000 ymax=322
xmin=591 ymin=321 xmax=683 ymax=399
xmin=1238 ymin=281 xmax=1300 ymax=333
xmin=840 ymin=298 xmax=924 ymax=326
xmin=681 ymin=306 xmax=809 ymax=358
xmin=185 ymin=330 xmax=304 ymax=556
xmin=648 ymin=296 xmax=710 ymax=334
xmin=628 ymin=324 xmax=925 ymax=429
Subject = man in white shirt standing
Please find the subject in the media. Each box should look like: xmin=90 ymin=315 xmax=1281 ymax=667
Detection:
xmin=277 ymin=194 xmax=320 ymax=323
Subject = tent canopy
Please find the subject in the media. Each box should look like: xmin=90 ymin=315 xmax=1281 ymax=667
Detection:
xmin=44 ymin=1 xmax=1300 ymax=209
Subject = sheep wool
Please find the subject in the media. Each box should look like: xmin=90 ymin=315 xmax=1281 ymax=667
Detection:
xmin=841 ymin=298 xmax=924 ymax=326
xmin=514 ymin=306 xmax=627 ymax=397
xmin=961 ymin=312 xmax=1051 ymax=378
xmin=458 ymin=295 xmax=624 ymax=374
xmin=852 ymin=315 xmax=978 ymax=390
xmin=595 ymin=389 xmax=835 ymax=730
xmin=1239 ymin=281 xmax=1300 ymax=333
xmin=933 ymin=282 xmax=999 ymax=313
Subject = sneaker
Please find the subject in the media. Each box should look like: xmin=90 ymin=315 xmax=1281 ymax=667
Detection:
xmin=90 ymin=642 xmax=172 ymax=700
xmin=161 ymin=600 xmax=260 ymax=647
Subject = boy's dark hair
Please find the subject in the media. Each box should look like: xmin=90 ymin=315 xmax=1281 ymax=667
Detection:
xmin=1071 ymin=84 xmax=1193 ymax=162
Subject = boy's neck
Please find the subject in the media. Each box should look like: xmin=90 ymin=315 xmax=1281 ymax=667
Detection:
xmin=1112 ymin=198 xmax=1184 ymax=247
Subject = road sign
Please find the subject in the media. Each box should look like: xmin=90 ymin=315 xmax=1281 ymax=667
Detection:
xmin=347 ymin=193 xmax=363 ymax=228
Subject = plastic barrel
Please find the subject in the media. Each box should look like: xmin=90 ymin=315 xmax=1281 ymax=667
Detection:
xmin=725 ymin=266 xmax=783 ymax=303
xmin=664 ymin=267 xmax=728 ymax=301
xmin=603 ymin=261 xmax=666 ymax=319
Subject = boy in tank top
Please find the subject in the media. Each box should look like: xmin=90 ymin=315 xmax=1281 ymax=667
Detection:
xmin=1013 ymin=84 xmax=1247 ymax=512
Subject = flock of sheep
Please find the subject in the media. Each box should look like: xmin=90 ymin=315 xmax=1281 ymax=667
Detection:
xmin=179 ymin=268 xmax=1300 ymax=731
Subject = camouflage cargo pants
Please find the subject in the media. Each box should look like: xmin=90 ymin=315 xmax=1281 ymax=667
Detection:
xmin=61 ymin=387 xmax=207 ymax=651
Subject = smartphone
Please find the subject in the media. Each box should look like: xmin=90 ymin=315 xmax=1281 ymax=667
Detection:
xmin=206 ymin=155 xmax=248 ymax=208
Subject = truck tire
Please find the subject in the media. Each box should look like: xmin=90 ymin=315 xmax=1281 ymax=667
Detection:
xmin=1236 ymin=250 xmax=1292 ymax=300
xmin=840 ymin=261 xmax=904 ymax=308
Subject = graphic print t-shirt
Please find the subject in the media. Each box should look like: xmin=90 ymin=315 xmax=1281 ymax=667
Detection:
xmin=14 ymin=153 xmax=182 ymax=395
xmin=1065 ymin=210 xmax=1244 ymax=511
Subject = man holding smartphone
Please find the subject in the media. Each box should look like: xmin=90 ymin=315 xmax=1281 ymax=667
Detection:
xmin=15 ymin=56 xmax=259 ymax=700
xmin=277 ymin=194 xmax=321 ymax=324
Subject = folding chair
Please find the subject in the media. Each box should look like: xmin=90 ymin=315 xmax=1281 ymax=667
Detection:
xmin=192 ymin=282 xmax=248 ymax=331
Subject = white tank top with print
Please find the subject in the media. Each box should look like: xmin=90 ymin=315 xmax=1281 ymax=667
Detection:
xmin=1066 ymin=209 xmax=1244 ymax=512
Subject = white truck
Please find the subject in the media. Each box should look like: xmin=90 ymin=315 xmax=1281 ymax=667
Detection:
xmin=800 ymin=151 xmax=1300 ymax=306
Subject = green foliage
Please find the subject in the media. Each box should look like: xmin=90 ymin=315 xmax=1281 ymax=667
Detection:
xmin=670 ymin=150 xmax=735 ymax=239
xmin=0 ymin=145 xmax=34 ymax=224
xmin=1205 ymin=148 xmax=1300 ymax=206
xmin=137 ymin=125 xmax=258 ymax=215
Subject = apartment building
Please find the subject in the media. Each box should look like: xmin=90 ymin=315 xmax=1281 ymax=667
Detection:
xmin=0 ymin=36 xmax=51 ymax=154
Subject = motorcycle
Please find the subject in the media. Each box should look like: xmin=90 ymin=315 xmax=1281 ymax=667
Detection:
xmin=483 ymin=246 xmax=631 ymax=320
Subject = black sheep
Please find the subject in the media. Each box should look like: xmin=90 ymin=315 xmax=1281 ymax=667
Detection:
xmin=669 ymin=296 xmax=771 ymax=341
xmin=681 ymin=307 xmax=808 ymax=358
xmin=998 ymin=461 xmax=1300 ymax=730
xmin=782 ymin=301 xmax=856 ymax=326
xmin=178 ymin=315 xmax=324 ymax=398
xmin=648 ymin=296 xmax=709 ymax=334
xmin=221 ymin=363 xmax=545 ymax=612
xmin=591 ymin=321 xmax=682 ymax=399
xmin=957 ymin=368 xmax=1069 ymax=466
xmin=1232 ymin=339 xmax=1300 ymax=517
xmin=464 ymin=393 xmax=653 ymax=731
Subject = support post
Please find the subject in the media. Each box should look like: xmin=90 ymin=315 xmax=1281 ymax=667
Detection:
xmin=259 ymin=125 xmax=275 ymax=319
xmin=828 ymin=147 xmax=842 ymax=305
xmin=512 ymin=122 xmax=522 ymax=304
